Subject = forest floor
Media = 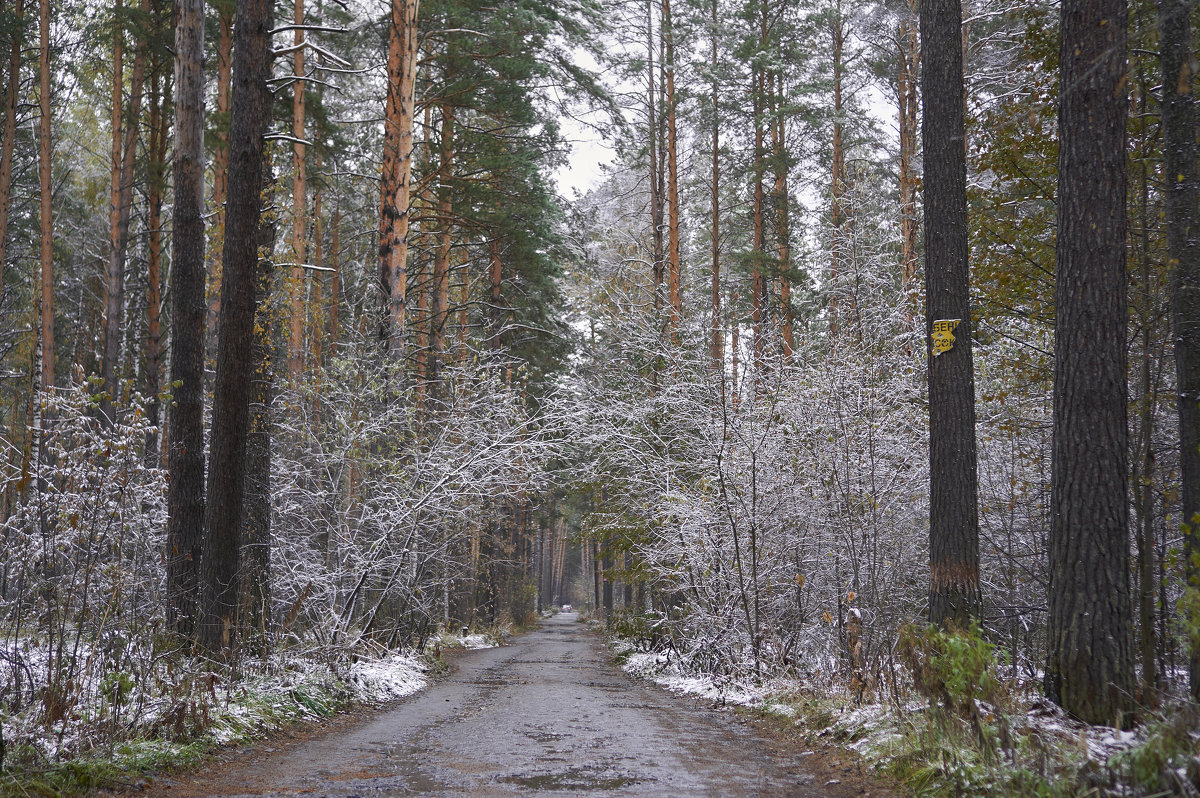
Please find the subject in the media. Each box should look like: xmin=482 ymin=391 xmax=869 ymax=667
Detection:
xmin=111 ymin=613 xmax=901 ymax=797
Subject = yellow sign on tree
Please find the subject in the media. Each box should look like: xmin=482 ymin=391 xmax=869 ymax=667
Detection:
xmin=931 ymin=318 xmax=961 ymax=356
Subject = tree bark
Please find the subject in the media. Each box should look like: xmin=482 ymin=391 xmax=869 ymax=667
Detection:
xmin=102 ymin=0 xmax=150 ymax=420
xmin=242 ymin=178 xmax=277 ymax=653
xmin=751 ymin=66 xmax=765 ymax=381
xmin=287 ymin=0 xmax=307 ymax=379
xmin=37 ymin=0 xmax=52 ymax=390
xmin=166 ymin=0 xmax=206 ymax=638
xmin=646 ymin=0 xmax=663 ymax=316
xmin=828 ymin=0 xmax=845 ymax=336
xmin=662 ymin=0 xmax=680 ymax=332
xmin=379 ymin=0 xmax=420 ymax=356
xmin=708 ymin=0 xmax=721 ymax=370
xmin=0 ymin=0 xmax=23 ymax=291
xmin=208 ymin=0 xmax=234 ymax=324
xmin=771 ymin=72 xmax=792 ymax=360
xmin=1046 ymin=0 xmax=1133 ymax=727
xmin=428 ymin=101 xmax=453 ymax=396
xmin=1160 ymin=0 xmax=1200 ymax=702
xmin=144 ymin=58 xmax=169 ymax=466
xmin=898 ymin=0 xmax=920 ymax=301
xmin=199 ymin=0 xmax=274 ymax=656
xmin=920 ymin=0 xmax=980 ymax=628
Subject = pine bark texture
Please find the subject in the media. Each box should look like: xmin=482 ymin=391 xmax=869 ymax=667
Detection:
xmin=378 ymin=0 xmax=420 ymax=356
xmin=242 ymin=188 xmax=276 ymax=650
xmin=199 ymin=0 xmax=273 ymax=655
xmin=920 ymin=0 xmax=980 ymax=628
xmin=166 ymin=0 xmax=206 ymax=638
xmin=1159 ymin=0 xmax=1200 ymax=701
xmin=1046 ymin=0 xmax=1134 ymax=726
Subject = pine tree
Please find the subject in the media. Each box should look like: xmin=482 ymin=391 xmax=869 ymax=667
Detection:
xmin=1046 ymin=0 xmax=1134 ymax=726
xmin=920 ymin=0 xmax=979 ymax=628
xmin=199 ymin=0 xmax=275 ymax=655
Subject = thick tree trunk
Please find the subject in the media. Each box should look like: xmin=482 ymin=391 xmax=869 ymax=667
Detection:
xmin=208 ymin=1 xmax=234 ymax=323
xmin=242 ymin=184 xmax=276 ymax=653
xmin=379 ymin=0 xmax=420 ymax=356
xmin=920 ymin=0 xmax=980 ymax=628
xmin=1160 ymin=0 xmax=1200 ymax=702
xmin=37 ymin=0 xmax=52 ymax=389
xmin=199 ymin=0 xmax=274 ymax=656
xmin=166 ymin=0 xmax=206 ymax=638
xmin=1046 ymin=0 xmax=1133 ymax=726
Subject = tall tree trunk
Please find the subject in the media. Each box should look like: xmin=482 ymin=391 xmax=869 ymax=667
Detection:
xmin=311 ymin=177 xmax=324 ymax=371
xmin=921 ymin=0 xmax=979 ymax=628
xmin=708 ymin=0 xmax=721 ymax=370
xmin=646 ymin=0 xmax=663 ymax=315
xmin=0 ymin=0 xmax=23 ymax=291
xmin=379 ymin=0 xmax=420 ymax=356
xmin=897 ymin=0 xmax=920 ymax=300
xmin=199 ymin=0 xmax=275 ymax=656
xmin=1046 ymin=0 xmax=1133 ymax=726
xmin=428 ymin=101 xmax=453 ymax=396
xmin=242 ymin=179 xmax=277 ymax=653
xmin=1160 ymin=0 xmax=1200 ymax=702
xmin=1132 ymin=70 xmax=1158 ymax=696
xmin=286 ymin=0 xmax=307 ymax=380
xmin=102 ymin=0 xmax=150 ymax=420
xmin=751 ymin=67 xmax=765 ymax=381
xmin=771 ymin=72 xmax=793 ymax=360
xmin=37 ymin=0 xmax=52 ymax=389
xmin=144 ymin=59 xmax=169 ymax=466
xmin=828 ymin=0 xmax=845 ymax=336
xmin=166 ymin=0 xmax=206 ymax=638
xmin=208 ymin=0 xmax=234 ymax=323
xmin=663 ymin=0 xmax=680 ymax=332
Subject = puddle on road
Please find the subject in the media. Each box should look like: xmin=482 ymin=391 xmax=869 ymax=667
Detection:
xmin=500 ymin=768 xmax=638 ymax=791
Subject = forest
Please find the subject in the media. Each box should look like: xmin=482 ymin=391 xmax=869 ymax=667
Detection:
xmin=0 ymin=0 xmax=1198 ymax=793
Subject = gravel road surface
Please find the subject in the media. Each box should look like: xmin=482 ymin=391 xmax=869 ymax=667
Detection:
xmin=158 ymin=613 xmax=891 ymax=797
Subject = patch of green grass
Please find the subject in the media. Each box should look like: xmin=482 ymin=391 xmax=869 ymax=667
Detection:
xmin=0 ymin=738 xmax=208 ymax=797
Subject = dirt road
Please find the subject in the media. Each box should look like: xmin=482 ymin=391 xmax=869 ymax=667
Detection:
xmin=158 ymin=613 xmax=892 ymax=797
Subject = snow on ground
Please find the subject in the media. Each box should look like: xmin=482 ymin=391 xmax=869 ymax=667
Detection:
xmin=348 ymin=652 xmax=429 ymax=702
xmin=435 ymin=628 xmax=504 ymax=651
xmin=618 ymin=645 xmax=770 ymax=706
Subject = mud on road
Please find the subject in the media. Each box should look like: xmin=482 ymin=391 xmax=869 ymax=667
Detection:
xmin=148 ymin=614 xmax=899 ymax=797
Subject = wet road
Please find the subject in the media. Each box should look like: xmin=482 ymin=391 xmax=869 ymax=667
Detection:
xmin=164 ymin=613 xmax=866 ymax=797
